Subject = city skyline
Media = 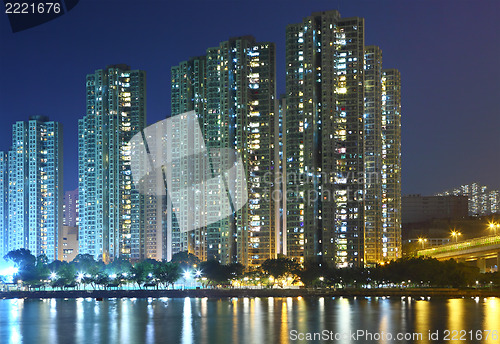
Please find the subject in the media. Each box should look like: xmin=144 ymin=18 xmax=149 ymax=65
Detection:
xmin=0 ymin=3 xmax=499 ymax=343
xmin=0 ymin=7 xmax=405 ymax=268
xmin=1 ymin=0 xmax=498 ymax=196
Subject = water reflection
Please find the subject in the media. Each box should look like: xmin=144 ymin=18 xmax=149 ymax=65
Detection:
xmin=181 ymin=297 xmax=192 ymax=344
xmin=484 ymin=298 xmax=499 ymax=344
xmin=414 ymin=300 xmax=430 ymax=344
xmin=280 ymin=299 xmax=288 ymax=344
xmin=337 ymin=297 xmax=351 ymax=343
xmin=0 ymin=297 xmax=498 ymax=344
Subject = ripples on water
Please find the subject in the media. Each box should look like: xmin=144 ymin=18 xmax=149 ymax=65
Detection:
xmin=0 ymin=296 xmax=498 ymax=344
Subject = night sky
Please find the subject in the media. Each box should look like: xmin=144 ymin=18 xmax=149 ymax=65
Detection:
xmin=1 ymin=0 xmax=499 ymax=195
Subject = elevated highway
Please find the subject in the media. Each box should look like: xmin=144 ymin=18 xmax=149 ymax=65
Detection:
xmin=417 ymin=234 xmax=500 ymax=272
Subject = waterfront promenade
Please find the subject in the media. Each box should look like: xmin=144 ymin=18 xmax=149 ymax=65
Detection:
xmin=2 ymin=287 xmax=499 ymax=300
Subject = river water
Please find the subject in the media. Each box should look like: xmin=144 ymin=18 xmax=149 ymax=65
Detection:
xmin=0 ymin=297 xmax=498 ymax=343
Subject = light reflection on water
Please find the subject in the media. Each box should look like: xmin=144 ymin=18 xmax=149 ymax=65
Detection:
xmin=0 ymin=297 xmax=498 ymax=344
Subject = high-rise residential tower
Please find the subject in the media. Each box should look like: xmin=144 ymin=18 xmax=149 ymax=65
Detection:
xmin=363 ymin=46 xmax=384 ymax=265
xmin=78 ymin=64 xmax=146 ymax=262
xmin=285 ymin=10 xmax=401 ymax=267
xmin=0 ymin=152 xmax=8 ymax=258
xmin=380 ymin=68 xmax=402 ymax=261
xmin=6 ymin=116 xmax=63 ymax=261
xmin=171 ymin=36 xmax=277 ymax=268
xmin=286 ymin=11 xmax=366 ymax=267
xmin=170 ymin=56 xmax=208 ymax=261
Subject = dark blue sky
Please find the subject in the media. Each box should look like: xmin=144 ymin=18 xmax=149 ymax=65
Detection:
xmin=1 ymin=0 xmax=499 ymax=194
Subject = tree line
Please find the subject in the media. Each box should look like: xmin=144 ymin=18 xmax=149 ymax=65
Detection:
xmin=1 ymin=249 xmax=498 ymax=290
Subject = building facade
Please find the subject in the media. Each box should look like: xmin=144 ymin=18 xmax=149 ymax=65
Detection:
xmin=285 ymin=10 xmax=401 ymax=267
xmin=380 ymin=68 xmax=402 ymax=262
xmin=78 ymin=65 xmax=146 ymax=262
xmin=6 ymin=116 xmax=63 ymax=261
xmin=171 ymin=36 xmax=277 ymax=268
xmin=63 ymin=188 xmax=79 ymax=227
xmin=402 ymin=194 xmax=468 ymax=224
xmin=58 ymin=225 xmax=79 ymax=262
xmin=363 ymin=46 xmax=383 ymax=265
xmin=0 ymin=152 xmax=8 ymax=258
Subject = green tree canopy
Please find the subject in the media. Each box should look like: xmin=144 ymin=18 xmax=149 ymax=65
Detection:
xmin=261 ymin=257 xmax=300 ymax=279
xmin=171 ymin=251 xmax=201 ymax=270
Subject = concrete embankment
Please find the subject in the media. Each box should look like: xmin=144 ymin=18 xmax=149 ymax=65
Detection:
xmin=1 ymin=288 xmax=499 ymax=300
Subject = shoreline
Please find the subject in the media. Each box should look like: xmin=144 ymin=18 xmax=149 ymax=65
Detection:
xmin=1 ymin=288 xmax=499 ymax=300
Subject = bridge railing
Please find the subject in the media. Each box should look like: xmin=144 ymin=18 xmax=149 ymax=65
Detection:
xmin=417 ymin=234 xmax=500 ymax=257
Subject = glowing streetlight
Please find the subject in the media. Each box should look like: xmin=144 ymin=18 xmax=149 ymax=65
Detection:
xmin=450 ymin=230 xmax=461 ymax=243
xmin=49 ymin=272 xmax=57 ymax=280
xmin=488 ymin=222 xmax=499 ymax=235
xmin=195 ymin=270 xmax=202 ymax=278
xmin=418 ymin=237 xmax=428 ymax=249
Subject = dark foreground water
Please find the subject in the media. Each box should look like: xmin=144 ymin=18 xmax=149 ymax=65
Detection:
xmin=0 ymin=297 xmax=498 ymax=344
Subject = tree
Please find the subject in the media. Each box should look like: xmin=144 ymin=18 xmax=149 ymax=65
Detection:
xmin=57 ymin=262 xmax=77 ymax=285
xmin=171 ymin=251 xmax=201 ymax=270
xmin=154 ymin=262 xmax=181 ymax=288
xmin=227 ymin=263 xmax=244 ymax=280
xmin=261 ymin=257 xmax=300 ymax=281
xmin=199 ymin=260 xmax=232 ymax=286
xmin=94 ymin=272 xmax=110 ymax=290
xmin=72 ymin=254 xmax=99 ymax=276
xmin=130 ymin=260 xmax=156 ymax=288
xmin=297 ymin=262 xmax=325 ymax=287
xmin=3 ymin=249 xmax=49 ymax=286
xmin=4 ymin=249 xmax=36 ymax=268
xmin=106 ymin=258 xmax=132 ymax=276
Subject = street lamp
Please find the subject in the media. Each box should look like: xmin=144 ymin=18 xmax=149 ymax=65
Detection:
xmin=488 ymin=222 xmax=499 ymax=236
xmin=418 ymin=237 xmax=428 ymax=249
xmin=450 ymin=230 xmax=461 ymax=243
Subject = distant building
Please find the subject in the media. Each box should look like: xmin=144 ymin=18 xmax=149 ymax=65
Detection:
xmin=407 ymin=237 xmax=451 ymax=247
xmin=63 ymin=188 xmax=79 ymax=227
xmin=402 ymin=194 xmax=468 ymax=224
xmin=404 ymin=237 xmax=451 ymax=256
xmin=58 ymin=226 xmax=78 ymax=262
xmin=6 ymin=116 xmax=63 ymax=261
xmin=437 ymin=183 xmax=499 ymax=216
